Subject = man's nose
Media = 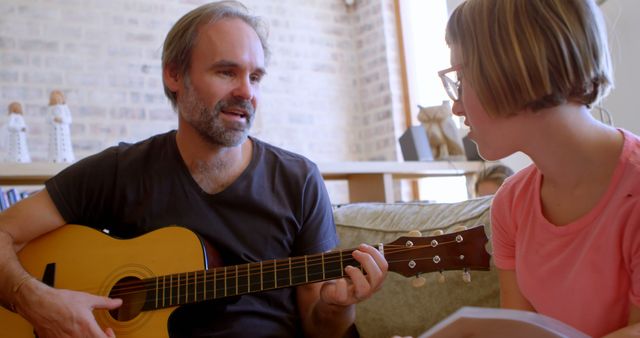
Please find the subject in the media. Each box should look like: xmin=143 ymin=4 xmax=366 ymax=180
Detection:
xmin=232 ymin=76 xmax=254 ymax=101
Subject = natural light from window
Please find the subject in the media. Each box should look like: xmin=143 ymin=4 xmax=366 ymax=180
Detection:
xmin=400 ymin=0 xmax=470 ymax=203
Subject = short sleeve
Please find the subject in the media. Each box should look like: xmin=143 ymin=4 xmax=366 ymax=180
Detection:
xmin=293 ymin=163 xmax=338 ymax=255
xmin=491 ymin=182 xmax=517 ymax=270
xmin=624 ymin=200 xmax=640 ymax=307
xmin=45 ymin=147 xmax=119 ymax=227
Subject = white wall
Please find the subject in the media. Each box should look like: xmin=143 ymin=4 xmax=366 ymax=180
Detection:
xmin=600 ymin=0 xmax=640 ymax=135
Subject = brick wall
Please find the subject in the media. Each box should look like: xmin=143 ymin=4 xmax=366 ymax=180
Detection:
xmin=0 ymin=0 xmax=407 ymax=203
xmin=350 ymin=0 xmax=406 ymax=162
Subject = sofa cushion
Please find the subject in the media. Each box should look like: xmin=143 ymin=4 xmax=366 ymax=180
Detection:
xmin=333 ymin=197 xmax=498 ymax=338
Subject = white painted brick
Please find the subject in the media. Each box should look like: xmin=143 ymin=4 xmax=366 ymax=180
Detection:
xmin=74 ymin=105 xmax=108 ymax=119
xmin=44 ymin=55 xmax=84 ymax=71
xmin=1 ymin=0 xmax=409 ymax=201
xmin=22 ymin=71 xmax=64 ymax=84
xmin=62 ymin=42 xmax=103 ymax=56
xmin=108 ymin=75 xmax=145 ymax=89
xmin=18 ymin=39 xmax=59 ymax=53
xmin=109 ymin=107 xmax=146 ymax=120
xmin=0 ymin=20 xmax=41 ymax=37
xmin=148 ymin=108 xmax=175 ymax=121
xmin=65 ymin=73 xmax=106 ymax=87
xmin=0 ymin=52 xmax=28 ymax=67
xmin=84 ymin=90 xmax=129 ymax=105
xmin=16 ymin=4 xmax=61 ymax=21
xmin=1 ymin=87 xmax=43 ymax=101
xmin=0 ymin=70 xmax=19 ymax=82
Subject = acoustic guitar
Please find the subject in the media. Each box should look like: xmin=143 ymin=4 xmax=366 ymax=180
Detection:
xmin=0 ymin=224 xmax=490 ymax=337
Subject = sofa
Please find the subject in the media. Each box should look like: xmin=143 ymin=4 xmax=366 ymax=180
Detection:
xmin=333 ymin=196 xmax=499 ymax=338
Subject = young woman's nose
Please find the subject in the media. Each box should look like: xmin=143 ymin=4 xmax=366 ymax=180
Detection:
xmin=451 ymin=100 xmax=465 ymax=117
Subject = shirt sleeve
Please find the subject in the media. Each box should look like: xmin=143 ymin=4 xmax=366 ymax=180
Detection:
xmin=491 ymin=181 xmax=517 ymax=270
xmin=45 ymin=147 xmax=119 ymax=228
xmin=293 ymin=163 xmax=338 ymax=255
xmin=624 ymin=199 xmax=640 ymax=308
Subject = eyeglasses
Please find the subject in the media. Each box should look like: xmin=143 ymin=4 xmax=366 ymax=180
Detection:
xmin=438 ymin=65 xmax=462 ymax=102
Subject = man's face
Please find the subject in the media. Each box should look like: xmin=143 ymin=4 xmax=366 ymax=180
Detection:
xmin=176 ymin=18 xmax=266 ymax=147
xmin=179 ymin=74 xmax=256 ymax=147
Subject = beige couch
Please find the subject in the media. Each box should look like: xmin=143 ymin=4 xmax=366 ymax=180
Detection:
xmin=333 ymin=197 xmax=499 ymax=338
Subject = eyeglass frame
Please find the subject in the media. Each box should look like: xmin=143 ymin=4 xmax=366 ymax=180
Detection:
xmin=437 ymin=64 xmax=463 ymax=102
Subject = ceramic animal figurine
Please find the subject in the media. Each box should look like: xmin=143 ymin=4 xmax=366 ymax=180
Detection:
xmin=417 ymin=101 xmax=465 ymax=160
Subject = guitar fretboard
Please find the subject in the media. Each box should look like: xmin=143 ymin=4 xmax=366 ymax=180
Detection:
xmin=109 ymin=250 xmax=359 ymax=311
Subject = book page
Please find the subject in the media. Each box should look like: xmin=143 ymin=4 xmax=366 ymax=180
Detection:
xmin=419 ymin=307 xmax=591 ymax=338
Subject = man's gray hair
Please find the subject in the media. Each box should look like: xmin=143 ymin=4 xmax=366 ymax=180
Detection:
xmin=161 ymin=1 xmax=269 ymax=109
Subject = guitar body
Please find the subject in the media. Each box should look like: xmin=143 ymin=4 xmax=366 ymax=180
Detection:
xmin=0 ymin=224 xmax=208 ymax=338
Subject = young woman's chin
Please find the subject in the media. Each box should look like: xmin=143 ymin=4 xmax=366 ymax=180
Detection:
xmin=475 ymin=142 xmax=513 ymax=162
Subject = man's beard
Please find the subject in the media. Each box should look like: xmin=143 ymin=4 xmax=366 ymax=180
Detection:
xmin=178 ymin=81 xmax=255 ymax=147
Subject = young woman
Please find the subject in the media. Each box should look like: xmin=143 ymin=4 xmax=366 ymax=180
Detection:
xmin=439 ymin=0 xmax=640 ymax=337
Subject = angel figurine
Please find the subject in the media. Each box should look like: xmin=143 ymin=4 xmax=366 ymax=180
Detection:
xmin=6 ymin=102 xmax=31 ymax=163
xmin=417 ymin=101 xmax=465 ymax=160
xmin=47 ymin=90 xmax=75 ymax=163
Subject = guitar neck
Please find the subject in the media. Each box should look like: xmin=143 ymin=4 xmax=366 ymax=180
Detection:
xmin=113 ymin=249 xmax=360 ymax=311
xmin=107 ymin=226 xmax=490 ymax=313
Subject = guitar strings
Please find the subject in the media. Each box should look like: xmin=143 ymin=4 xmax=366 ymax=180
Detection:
xmin=99 ymin=242 xmax=486 ymax=311
xmin=108 ymin=241 xmax=470 ymax=296
xmin=106 ymin=239 xmax=481 ymax=299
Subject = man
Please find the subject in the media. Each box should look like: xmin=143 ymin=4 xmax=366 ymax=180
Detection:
xmin=0 ymin=1 xmax=388 ymax=337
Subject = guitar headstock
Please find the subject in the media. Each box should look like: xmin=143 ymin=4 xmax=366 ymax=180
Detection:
xmin=383 ymin=226 xmax=490 ymax=278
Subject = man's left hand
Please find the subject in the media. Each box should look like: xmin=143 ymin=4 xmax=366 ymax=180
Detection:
xmin=319 ymin=244 xmax=388 ymax=306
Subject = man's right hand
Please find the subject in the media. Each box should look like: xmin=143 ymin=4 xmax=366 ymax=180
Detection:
xmin=13 ymin=278 xmax=122 ymax=338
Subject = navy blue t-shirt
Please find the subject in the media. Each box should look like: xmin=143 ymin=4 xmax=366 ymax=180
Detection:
xmin=45 ymin=131 xmax=338 ymax=337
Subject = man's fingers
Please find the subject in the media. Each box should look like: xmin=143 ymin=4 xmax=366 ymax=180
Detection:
xmin=86 ymin=318 xmax=112 ymax=338
xmin=86 ymin=300 xmax=119 ymax=338
xmin=352 ymin=247 xmax=385 ymax=289
xmin=359 ymin=244 xmax=388 ymax=272
xmin=344 ymin=265 xmax=371 ymax=300
xmin=321 ymin=279 xmax=353 ymax=305
xmin=319 ymin=244 xmax=389 ymax=306
xmin=92 ymin=296 xmax=122 ymax=310
xmin=105 ymin=327 xmax=116 ymax=338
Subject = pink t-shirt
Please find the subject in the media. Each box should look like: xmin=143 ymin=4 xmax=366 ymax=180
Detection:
xmin=492 ymin=129 xmax=640 ymax=338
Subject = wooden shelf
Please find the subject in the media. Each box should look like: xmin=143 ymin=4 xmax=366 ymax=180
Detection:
xmin=0 ymin=161 xmax=485 ymax=202
xmin=317 ymin=161 xmax=484 ymax=203
xmin=318 ymin=161 xmax=483 ymax=179
xmin=0 ymin=163 xmax=69 ymax=185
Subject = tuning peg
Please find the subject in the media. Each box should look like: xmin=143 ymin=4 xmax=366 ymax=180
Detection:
xmin=429 ymin=229 xmax=444 ymax=236
xmin=407 ymin=230 xmax=422 ymax=237
xmin=411 ymin=275 xmax=427 ymax=288
xmin=447 ymin=225 xmax=468 ymax=234
xmin=438 ymin=272 xmax=446 ymax=284
xmin=462 ymin=269 xmax=471 ymax=283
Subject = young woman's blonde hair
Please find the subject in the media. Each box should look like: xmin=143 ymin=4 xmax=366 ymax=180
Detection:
xmin=161 ymin=0 xmax=269 ymax=109
xmin=445 ymin=0 xmax=613 ymax=117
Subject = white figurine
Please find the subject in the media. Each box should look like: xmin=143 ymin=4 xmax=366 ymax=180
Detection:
xmin=47 ymin=90 xmax=75 ymax=163
xmin=6 ymin=102 xmax=32 ymax=163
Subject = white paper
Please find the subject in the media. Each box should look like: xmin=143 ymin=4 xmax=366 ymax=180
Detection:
xmin=419 ymin=307 xmax=591 ymax=338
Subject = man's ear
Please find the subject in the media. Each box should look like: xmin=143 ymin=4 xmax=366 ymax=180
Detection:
xmin=163 ymin=64 xmax=181 ymax=92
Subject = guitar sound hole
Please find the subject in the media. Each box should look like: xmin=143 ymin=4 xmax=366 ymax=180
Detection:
xmin=108 ymin=276 xmax=146 ymax=322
